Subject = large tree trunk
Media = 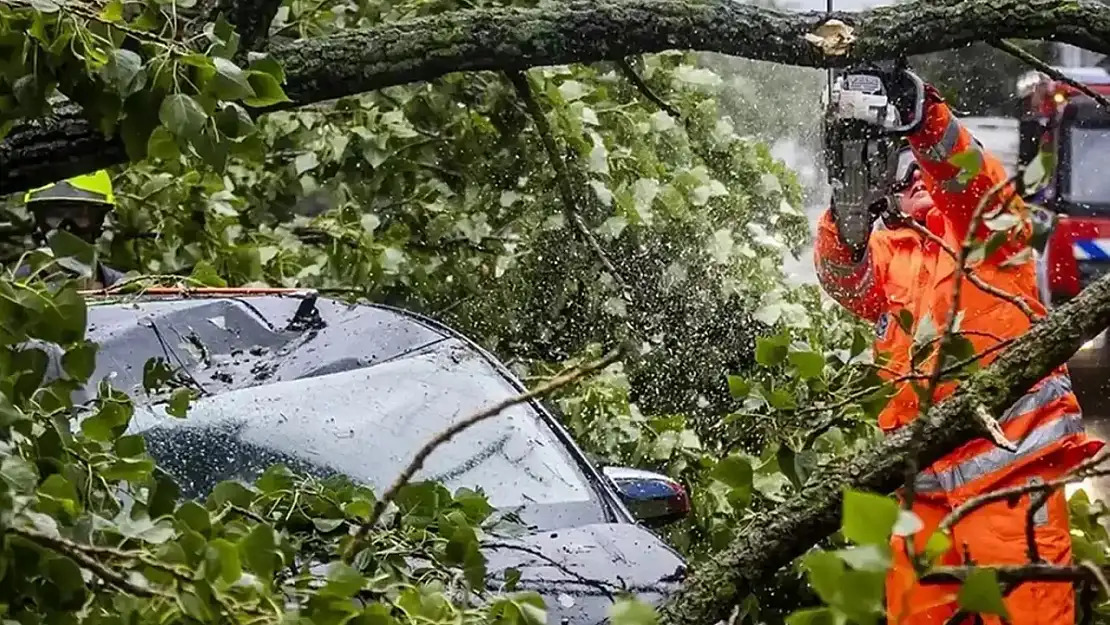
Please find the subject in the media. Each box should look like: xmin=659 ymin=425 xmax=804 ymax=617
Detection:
xmin=5 ymin=0 xmax=1110 ymax=193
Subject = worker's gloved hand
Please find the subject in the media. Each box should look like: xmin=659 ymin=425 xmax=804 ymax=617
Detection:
xmin=825 ymin=73 xmax=908 ymax=257
xmin=829 ymin=148 xmax=899 ymax=258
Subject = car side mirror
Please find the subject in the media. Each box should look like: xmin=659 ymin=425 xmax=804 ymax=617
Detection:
xmin=601 ymin=466 xmax=690 ymax=527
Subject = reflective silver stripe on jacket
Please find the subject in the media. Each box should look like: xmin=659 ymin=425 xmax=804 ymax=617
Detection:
xmin=918 ymin=117 xmax=962 ymax=165
xmin=914 ymin=116 xmax=984 ymax=194
xmin=914 ymin=412 xmax=1083 ymax=494
xmin=997 ymin=373 xmax=1072 ymax=425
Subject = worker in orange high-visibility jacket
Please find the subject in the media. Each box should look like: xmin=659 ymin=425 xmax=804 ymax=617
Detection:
xmin=815 ymin=67 xmax=1105 ymax=625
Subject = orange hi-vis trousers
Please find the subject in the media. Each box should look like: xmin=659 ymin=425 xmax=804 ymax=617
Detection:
xmin=888 ymin=475 xmax=1074 ymax=625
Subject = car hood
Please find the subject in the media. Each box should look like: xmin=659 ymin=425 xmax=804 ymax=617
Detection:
xmin=480 ymin=522 xmax=686 ymax=625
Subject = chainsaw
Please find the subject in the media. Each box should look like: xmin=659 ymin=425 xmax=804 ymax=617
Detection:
xmin=823 ymin=59 xmax=927 ymax=197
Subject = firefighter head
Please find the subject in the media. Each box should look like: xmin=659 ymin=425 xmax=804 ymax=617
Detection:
xmin=23 ymin=170 xmax=116 ymax=244
xmin=890 ymin=145 xmax=932 ymax=221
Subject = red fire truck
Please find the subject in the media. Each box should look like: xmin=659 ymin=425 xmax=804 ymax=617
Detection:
xmin=1017 ymin=65 xmax=1110 ymax=370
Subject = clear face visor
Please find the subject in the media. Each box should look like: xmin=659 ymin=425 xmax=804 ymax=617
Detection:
xmin=893 ymin=146 xmax=919 ymax=192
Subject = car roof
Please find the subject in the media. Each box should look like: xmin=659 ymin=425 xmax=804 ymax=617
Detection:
xmin=84 ymin=292 xmax=464 ymax=403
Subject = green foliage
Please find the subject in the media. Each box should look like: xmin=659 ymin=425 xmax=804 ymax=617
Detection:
xmin=3 ymin=0 xmax=1110 ymax=623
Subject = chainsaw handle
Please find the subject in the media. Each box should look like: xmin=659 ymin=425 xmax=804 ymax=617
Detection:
xmin=883 ymin=69 xmax=926 ymax=136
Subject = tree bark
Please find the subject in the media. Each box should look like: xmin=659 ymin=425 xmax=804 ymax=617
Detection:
xmin=5 ymin=0 xmax=1110 ymax=193
xmin=656 ymin=272 xmax=1110 ymax=625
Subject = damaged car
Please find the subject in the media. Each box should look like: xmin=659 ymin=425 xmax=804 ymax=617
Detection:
xmin=79 ymin=289 xmax=690 ymax=624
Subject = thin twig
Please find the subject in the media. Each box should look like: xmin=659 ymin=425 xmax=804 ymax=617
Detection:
xmin=1080 ymin=560 xmax=1110 ymax=598
xmin=991 ymin=40 xmax=1110 ymax=110
xmin=903 ymin=218 xmax=1039 ymax=322
xmin=615 ymin=58 xmax=681 ymax=120
xmin=795 ymin=337 xmax=1014 ymax=418
xmin=9 ymin=526 xmax=171 ymax=598
xmin=922 ymin=561 xmax=1110 ymax=585
xmin=345 ymin=347 xmax=625 ymax=556
xmin=938 ymin=449 xmax=1110 ymax=533
xmin=505 ymin=70 xmax=634 ymax=301
xmin=1026 ymin=490 xmax=1049 ymax=562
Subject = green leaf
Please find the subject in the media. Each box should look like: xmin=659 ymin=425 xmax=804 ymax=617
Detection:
xmin=609 ymin=597 xmax=658 ymax=625
xmin=243 ymin=71 xmax=290 ymax=107
xmin=210 ymin=57 xmax=256 ymax=100
xmin=38 ymin=474 xmax=80 ymax=517
xmin=61 ymin=341 xmax=97 ymax=382
xmin=788 ymin=350 xmax=826 ymax=379
xmin=895 ymin=309 xmax=914 ymax=334
xmin=176 ymin=501 xmax=212 ymax=533
xmin=146 ymin=126 xmax=180 ymax=161
xmin=294 ymin=152 xmax=319 ymax=175
xmin=1 ymin=455 xmax=37 ymax=493
xmin=205 ymin=538 xmax=242 ymax=585
xmin=101 ymin=457 xmax=155 ymax=482
xmin=166 ymin=388 xmax=195 ymax=418
xmin=801 ymin=551 xmax=845 ymax=604
xmin=148 ymin=470 xmax=180 ymax=518
xmin=101 ymin=49 xmax=146 ymax=98
xmin=47 ymin=230 xmax=96 ymax=277
xmin=949 ymin=149 xmax=984 ymax=184
xmin=786 ymin=607 xmax=839 ymax=625
xmin=159 ymin=94 xmax=207 ymax=139
xmin=755 ymin=335 xmax=789 ymax=367
xmin=490 ymin=592 xmax=547 ymax=625
xmin=727 ymin=375 xmax=751 ymax=398
xmin=712 ymin=455 xmax=753 ymax=491
xmin=766 ymin=388 xmax=797 ymax=410
xmin=957 ymin=568 xmax=1009 ymax=619
xmin=46 ymin=555 xmax=87 ymax=608
xmin=912 ymin=311 xmax=937 ymax=347
xmin=239 ymin=524 xmax=280 ymax=582
xmin=247 ymin=52 xmax=285 ymax=83
xmin=80 ymin=400 xmax=132 ymax=442
xmin=208 ymin=480 xmax=256 ymax=509
xmin=30 ymin=0 xmax=60 ymax=13
xmin=99 ymin=0 xmax=123 ymax=20
xmin=841 ymin=489 xmax=900 ymax=545
xmin=924 ymin=531 xmax=952 ymax=564
xmin=311 ymin=517 xmax=344 ymax=532
xmin=833 ymin=544 xmax=891 ymax=572
xmin=142 ymin=357 xmax=175 ymax=393
xmin=189 ymin=261 xmax=227 ymax=287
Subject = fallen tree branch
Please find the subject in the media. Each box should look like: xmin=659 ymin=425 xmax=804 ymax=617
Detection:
xmin=991 ymin=39 xmax=1110 ymax=110
xmin=345 ymin=346 xmax=625 ymax=556
xmin=8 ymin=0 xmax=1110 ymax=193
xmin=657 ymin=269 xmax=1110 ymax=625
xmin=921 ymin=561 xmax=1110 ymax=585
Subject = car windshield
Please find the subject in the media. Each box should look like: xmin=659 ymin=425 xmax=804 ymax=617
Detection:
xmin=126 ymin=338 xmax=607 ymax=530
xmin=1067 ymin=127 xmax=1110 ymax=207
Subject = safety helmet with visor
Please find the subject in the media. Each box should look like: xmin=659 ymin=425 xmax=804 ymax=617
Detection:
xmin=22 ymin=171 xmax=116 ymax=242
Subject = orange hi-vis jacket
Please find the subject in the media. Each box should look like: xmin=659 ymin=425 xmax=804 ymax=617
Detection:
xmin=813 ymin=90 xmax=1104 ymax=507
